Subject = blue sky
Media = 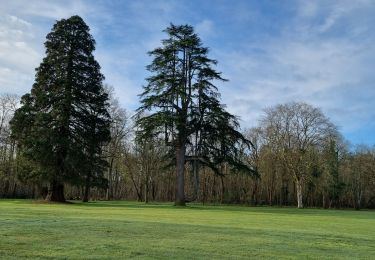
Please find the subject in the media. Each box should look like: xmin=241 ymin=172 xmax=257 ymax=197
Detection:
xmin=1 ymin=0 xmax=375 ymax=146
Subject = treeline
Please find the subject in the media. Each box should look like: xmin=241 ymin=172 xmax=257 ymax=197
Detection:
xmin=0 ymin=16 xmax=374 ymax=209
xmin=1 ymin=92 xmax=374 ymax=209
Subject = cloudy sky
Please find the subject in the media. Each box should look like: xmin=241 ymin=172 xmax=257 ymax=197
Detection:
xmin=1 ymin=0 xmax=374 ymax=146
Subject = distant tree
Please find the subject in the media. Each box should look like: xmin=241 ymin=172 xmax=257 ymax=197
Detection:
xmin=10 ymin=16 xmax=110 ymax=202
xmin=342 ymin=145 xmax=375 ymax=210
xmin=105 ymin=86 xmax=131 ymax=200
xmin=261 ymin=102 xmax=337 ymax=208
xmin=0 ymin=94 xmax=19 ymax=197
xmin=136 ymin=24 xmax=255 ymax=206
xmin=244 ymin=127 xmax=264 ymax=205
xmin=134 ymin=137 xmax=168 ymax=203
xmin=321 ymin=139 xmax=345 ymax=208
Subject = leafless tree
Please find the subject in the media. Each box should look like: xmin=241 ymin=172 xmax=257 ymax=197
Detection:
xmin=261 ymin=102 xmax=338 ymax=208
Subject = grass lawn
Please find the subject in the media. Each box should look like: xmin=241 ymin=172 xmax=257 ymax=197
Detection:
xmin=0 ymin=200 xmax=374 ymax=259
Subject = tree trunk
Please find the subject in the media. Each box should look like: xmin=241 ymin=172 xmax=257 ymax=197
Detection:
xmin=12 ymin=183 xmax=17 ymax=198
xmin=45 ymin=180 xmax=65 ymax=202
xmin=281 ymin=180 xmax=289 ymax=206
xmin=251 ymin=180 xmax=258 ymax=206
xmin=323 ymin=193 xmax=328 ymax=209
xmin=354 ymin=189 xmax=362 ymax=210
xmin=192 ymin=159 xmax=200 ymax=201
xmin=220 ymin=175 xmax=225 ymax=204
xmin=130 ymin=172 xmax=142 ymax=201
xmin=151 ymin=179 xmax=156 ymax=201
xmin=202 ymin=169 xmax=207 ymax=204
xmin=175 ymin=143 xmax=186 ymax=206
xmin=212 ymin=175 xmax=217 ymax=201
xmin=3 ymin=179 xmax=9 ymax=198
xmin=296 ymin=179 xmax=303 ymax=208
xmin=106 ymin=157 xmax=114 ymax=200
xmin=83 ymin=174 xmax=91 ymax=202
xmin=145 ymin=179 xmax=149 ymax=203
xmin=114 ymin=167 xmax=120 ymax=199
xmin=267 ymin=187 xmax=273 ymax=206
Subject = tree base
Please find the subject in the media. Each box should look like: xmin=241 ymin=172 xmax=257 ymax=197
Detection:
xmin=174 ymin=201 xmax=186 ymax=206
xmin=45 ymin=182 xmax=65 ymax=202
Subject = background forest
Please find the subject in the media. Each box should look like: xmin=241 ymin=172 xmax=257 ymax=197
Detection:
xmin=1 ymin=92 xmax=374 ymax=209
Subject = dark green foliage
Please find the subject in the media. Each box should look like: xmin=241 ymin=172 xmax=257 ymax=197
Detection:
xmin=10 ymin=16 xmax=110 ymax=202
xmin=323 ymin=140 xmax=344 ymax=207
xmin=136 ymin=24 xmax=255 ymax=205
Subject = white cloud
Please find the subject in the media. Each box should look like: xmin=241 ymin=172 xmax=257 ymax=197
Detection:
xmin=196 ymin=20 xmax=214 ymax=37
xmin=216 ymin=1 xmax=375 ymax=137
xmin=0 ymin=0 xmax=99 ymax=95
xmin=8 ymin=15 xmax=32 ymax=27
xmin=0 ymin=14 xmax=41 ymax=93
xmin=298 ymin=1 xmax=318 ymax=18
xmin=4 ymin=0 xmax=91 ymax=20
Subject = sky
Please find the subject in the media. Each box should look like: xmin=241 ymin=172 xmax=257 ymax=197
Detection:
xmin=0 ymin=0 xmax=375 ymax=146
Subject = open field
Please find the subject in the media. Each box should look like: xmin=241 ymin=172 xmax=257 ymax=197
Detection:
xmin=0 ymin=200 xmax=374 ymax=259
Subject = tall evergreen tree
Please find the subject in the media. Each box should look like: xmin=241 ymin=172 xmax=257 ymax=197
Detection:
xmin=10 ymin=16 xmax=110 ymax=202
xmin=136 ymin=24 xmax=255 ymax=206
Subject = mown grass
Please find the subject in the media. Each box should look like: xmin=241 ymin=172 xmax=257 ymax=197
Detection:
xmin=0 ymin=200 xmax=374 ymax=259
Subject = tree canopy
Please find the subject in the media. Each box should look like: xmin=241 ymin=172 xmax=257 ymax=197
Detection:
xmin=10 ymin=15 xmax=110 ymax=202
xmin=136 ymin=24 xmax=256 ymax=205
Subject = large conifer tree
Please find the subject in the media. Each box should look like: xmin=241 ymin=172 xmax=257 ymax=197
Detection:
xmin=10 ymin=16 xmax=110 ymax=202
xmin=136 ymin=24 xmax=255 ymax=206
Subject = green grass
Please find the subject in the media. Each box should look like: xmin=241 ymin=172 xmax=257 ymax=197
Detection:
xmin=0 ymin=200 xmax=374 ymax=259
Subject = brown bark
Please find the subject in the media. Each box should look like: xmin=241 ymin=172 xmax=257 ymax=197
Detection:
xmin=129 ymin=172 xmax=142 ymax=201
xmin=251 ymin=180 xmax=258 ymax=206
xmin=220 ymin=175 xmax=225 ymax=203
xmin=83 ymin=174 xmax=91 ymax=202
xmin=175 ymin=143 xmax=186 ymax=206
xmin=281 ymin=180 xmax=289 ymax=206
xmin=12 ymin=183 xmax=17 ymax=197
xmin=45 ymin=180 xmax=65 ymax=202
xmin=144 ymin=178 xmax=149 ymax=203
xmin=296 ymin=179 xmax=303 ymax=208
xmin=191 ymin=159 xmax=199 ymax=201
xmin=106 ymin=157 xmax=114 ymax=200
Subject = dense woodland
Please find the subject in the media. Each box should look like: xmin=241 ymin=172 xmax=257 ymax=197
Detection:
xmin=0 ymin=16 xmax=374 ymax=209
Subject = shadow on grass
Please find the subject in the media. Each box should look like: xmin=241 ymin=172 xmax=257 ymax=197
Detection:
xmin=32 ymin=200 xmax=75 ymax=204
xmin=62 ymin=200 xmax=375 ymax=218
xmin=69 ymin=200 xmax=176 ymax=210
xmin=3 ymin=199 xmax=373 ymax=219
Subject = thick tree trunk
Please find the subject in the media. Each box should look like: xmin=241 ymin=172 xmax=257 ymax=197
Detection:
xmin=175 ymin=143 xmax=186 ymax=206
xmin=296 ymin=179 xmax=303 ymax=208
xmin=45 ymin=181 xmax=65 ymax=202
